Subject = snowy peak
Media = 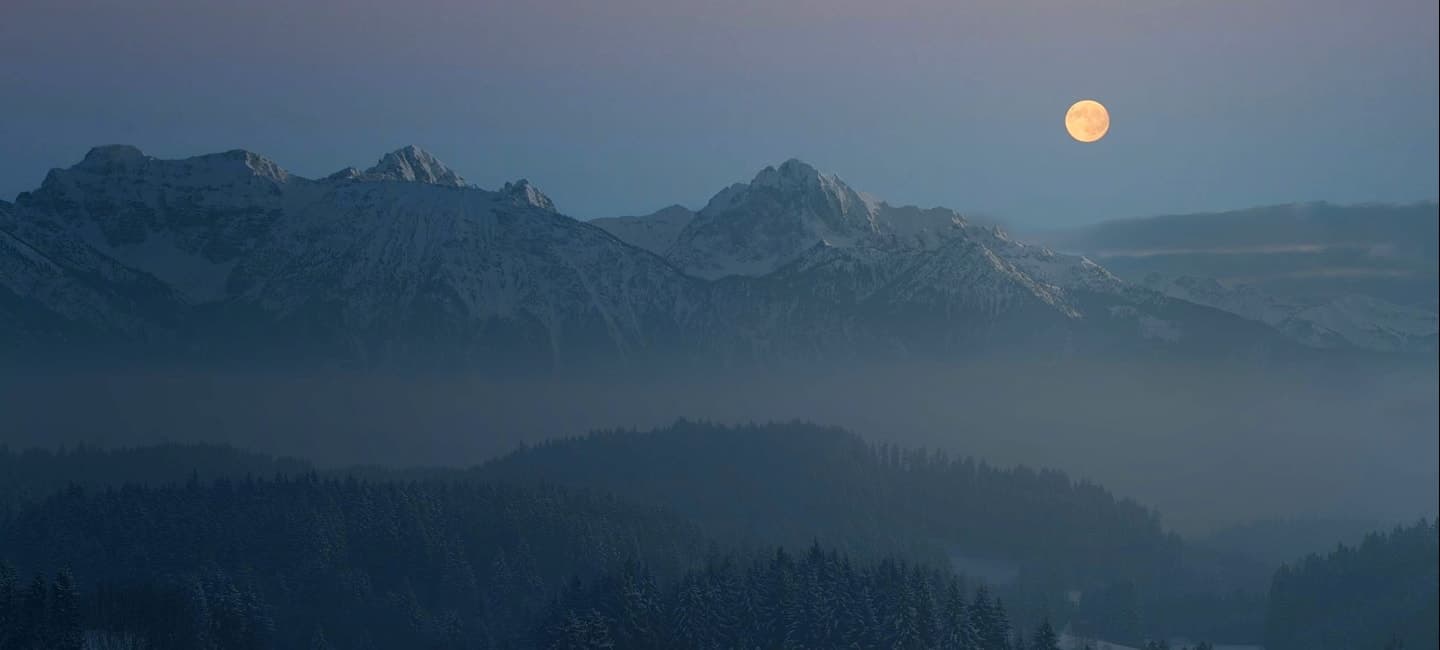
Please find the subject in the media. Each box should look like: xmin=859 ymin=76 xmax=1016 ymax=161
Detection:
xmin=668 ymin=159 xmax=888 ymax=278
xmin=9 ymin=146 xmax=307 ymax=304
xmin=666 ymin=158 xmax=1101 ymax=292
xmin=205 ymin=149 xmax=291 ymax=184
xmin=362 ymin=145 xmax=466 ymax=187
xmin=63 ymin=146 xmax=289 ymax=185
xmin=499 ymin=179 xmax=557 ymax=212
xmin=751 ymin=158 xmax=825 ymax=190
xmin=28 ymin=147 xmax=294 ymax=218
xmin=701 ymin=158 xmax=872 ymax=221
xmin=325 ymin=167 xmax=362 ymax=181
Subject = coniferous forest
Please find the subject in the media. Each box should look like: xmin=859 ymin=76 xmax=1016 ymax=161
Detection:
xmin=1265 ymin=520 xmax=1439 ymax=650
xmin=0 ymin=421 xmax=1432 ymax=649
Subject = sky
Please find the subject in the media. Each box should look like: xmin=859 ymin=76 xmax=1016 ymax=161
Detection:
xmin=1 ymin=0 xmax=1436 ymax=227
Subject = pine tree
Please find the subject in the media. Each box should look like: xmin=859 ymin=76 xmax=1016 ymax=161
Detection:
xmin=310 ymin=625 xmax=334 ymax=650
xmin=184 ymin=578 xmax=213 ymax=649
xmin=942 ymin=581 xmax=980 ymax=650
xmin=993 ymin=598 xmax=1012 ymax=649
xmin=972 ymin=587 xmax=1012 ymax=650
xmin=1030 ymin=619 xmax=1061 ymax=650
xmin=47 ymin=570 xmax=84 ymax=650
xmin=0 ymin=563 xmax=17 ymax=650
xmin=19 ymin=576 xmax=48 ymax=649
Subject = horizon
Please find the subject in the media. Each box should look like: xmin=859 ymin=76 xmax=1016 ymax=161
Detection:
xmin=7 ymin=142 xmax=1438 ymax=231
xmin=3 ymin=0 xmax=1435 ymax=227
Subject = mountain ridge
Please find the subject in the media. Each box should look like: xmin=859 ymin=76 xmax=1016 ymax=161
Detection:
xmin=0 ymin=145 xmax=1337 ymax=368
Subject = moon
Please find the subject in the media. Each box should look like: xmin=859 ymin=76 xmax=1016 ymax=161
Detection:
xmin=1065 ymin=99 xmax=1110 ymax=143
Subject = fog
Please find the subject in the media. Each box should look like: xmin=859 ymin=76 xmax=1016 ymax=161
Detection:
xmin=2 ymin=359 xmax=1435 ymax=535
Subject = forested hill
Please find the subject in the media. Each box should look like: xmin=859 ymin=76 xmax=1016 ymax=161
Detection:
xmin=21 ymin=424 xmax=1436 ymax=646
xmin=0 ymin=443 xmax=311 ymax=511
xmin=0 ymin=467 xmax=1113 ymax=650
xmin=0 ymin=476 xmax=706 ymax=648
xmin=1266 ymin=520 xmax=1439 ymax=650
xmin=471 ymin=420 xmax=1285 ymax=644
xmin=474 ymin=420 xmax=1181 ymax=586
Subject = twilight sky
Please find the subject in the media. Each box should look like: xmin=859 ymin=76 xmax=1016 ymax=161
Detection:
xmin=1 ymin=0 xmax=1436 ymax=226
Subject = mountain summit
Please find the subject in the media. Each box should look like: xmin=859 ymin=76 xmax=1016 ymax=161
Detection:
xmin=500 ymin=179 xmax=557 ymax=212
xmin=362 ymin=145 xmax=467 ymax=187
xmin=664 ymin=159 xmax=886 ymax=278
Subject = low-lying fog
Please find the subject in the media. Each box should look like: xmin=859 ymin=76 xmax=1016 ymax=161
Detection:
xmin=3 ymin=359 xmax=1435 ymax=536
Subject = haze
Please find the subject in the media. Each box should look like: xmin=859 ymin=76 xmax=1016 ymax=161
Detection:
xmin=2 ymin=0 xmax=1436 ymax=225
xmin=4 ymin=360 xmax=1435 ymax=536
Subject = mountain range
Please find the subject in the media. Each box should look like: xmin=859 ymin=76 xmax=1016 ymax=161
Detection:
xmin=1030 ymin=202 xmax=1439 ymax=353
xmin=1140 ymin=274 xmax=1436 ymax=353
xmin=3 ymin=145 xmax=1418 ymax=370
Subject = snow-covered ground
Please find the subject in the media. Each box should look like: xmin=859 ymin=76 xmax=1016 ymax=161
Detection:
xmin=1061 ymin=633 xmax=1263 ymax=650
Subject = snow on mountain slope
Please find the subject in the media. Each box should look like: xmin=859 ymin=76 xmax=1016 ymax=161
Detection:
xmin=873 ymin=203 xmax=965 ymax=250
xmin=0 ymin=146 xmax=1316 ymax=366
xmin=627 ymin=158 xmax=1123 ymax=298
xmin=694 ymin=235 xmax=1114 ymax=360
xmin=641 ymin=159 xmax=1145 ymax=354
xmin=8 ymin=145 xmax=294 ymax=303
xmin=666 ymin=159 xmax=890 ymax=279
xmin=223 ymin=178 xmax=707 ymax=365
xmin=1142 ymin=275 xmax=1292 ymax=326
xmin=497 ymin=179 xmax=557 ymax=212
xmin=1 ymin=146 xmax=711 ymax=366
xmin=614 ymin=159 xmax=1227 ymax=349
xmin=968 ymin=224 xmax=1126 ymax=294
xmin=1291 ymin=294 xmax=1438 ymax=352
xmin=1 ymin=201 xmax=180 ymax=343
xmin=590 ymin=205 xmax=696 ymax=255
xmin=1142 ymin=273 xmax=1438 ymax=352
xmin=360 ymin=145 xmax=467 ymax=186
xmin=879 ymin=235 xmax=1076 ymax=316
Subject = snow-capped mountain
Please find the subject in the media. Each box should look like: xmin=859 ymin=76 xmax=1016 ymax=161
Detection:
xmin=604 ymin=159 xmax=1254 ymax=351
xmin=660 ymin=159 xmax=964 ymax=280
xmin=1 ymin=145 xmax=708 ymax=367
xmin=1142 ymin=274 xmax=1438 ymax=353
xmin=605 ymin=158 xmax=1125 ymax=297
xmin=360 ymin=145 xmax=468 ymax=187
xmin=0 ymin=146 xmax=1314 ymax=368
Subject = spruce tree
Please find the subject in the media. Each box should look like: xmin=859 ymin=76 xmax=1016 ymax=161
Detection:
xmin=309 ymin=626 xmax=334 ymax=650
xmin=19 ymin=576 xmax=48 ymax=649
xmin=0 ymin=563 xmax=16 ymax=650
xmin=47 ymin=570 xmax=84 ymax=650
xmin=1030 ymin=619 xmax=1061 ymax=650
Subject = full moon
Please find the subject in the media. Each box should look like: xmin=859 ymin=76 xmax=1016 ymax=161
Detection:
xmin=1065 ymin=99 xmax=1110 ymax=143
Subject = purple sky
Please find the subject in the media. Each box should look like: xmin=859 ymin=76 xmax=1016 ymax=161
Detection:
xmin=2 ymin=0 xmax=1436 ymax=225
